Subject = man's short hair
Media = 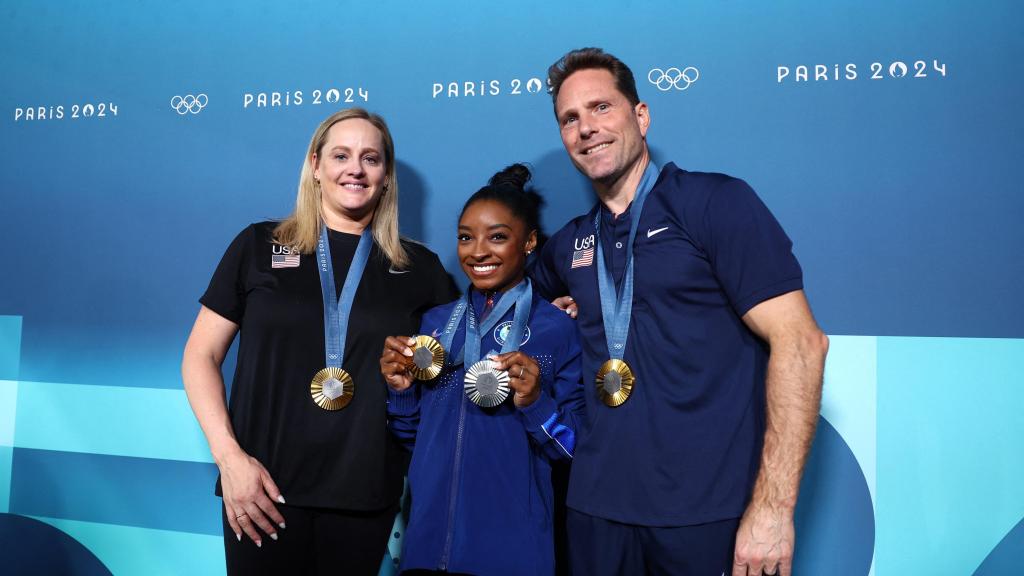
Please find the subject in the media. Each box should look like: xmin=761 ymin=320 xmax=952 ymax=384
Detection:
xmin=547 ymin=47 xmax=641 ymax=114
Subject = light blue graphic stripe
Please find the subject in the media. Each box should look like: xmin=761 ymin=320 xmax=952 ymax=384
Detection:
xmin=10 ymin=448 xmax=221 ymax=536
xmin=0 ymin=379 xmax=16 ymax=513
xmin=31 ymin=515 xmax=224 ymax=576
xmin=821 ymin=335 xmax=877 ymax=576
xmin=877 ymin=337 xmax=1024 ymax=576
xmin=386 ymin=480 xmax=409 ymax=572
xmin=14 ymin=380 xmax=213 ymax=463
xmin=0 ymin=316 xmax=21 ymax=380
xmin=0 ymin=446 xmax=11 ymax=513
xmin=821 ymin=336 xmax=877 ymax=504
xmin=0 ymin=380 xmax=16 ymax=447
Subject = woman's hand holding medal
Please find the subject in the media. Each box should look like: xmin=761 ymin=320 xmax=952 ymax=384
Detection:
xmin=219 ymin=449 xmax=286 ymax=546
xmin=380 ymin=336 xmax=416 ymax=391
xmin=489 ymin=351 xmax=540 ymax=408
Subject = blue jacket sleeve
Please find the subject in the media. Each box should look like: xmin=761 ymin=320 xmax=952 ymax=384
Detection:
xmin=517 ymin=318 xmax=586 ymax=461
xmin=386 ymin=309 xmax=441 ymax=450
xmin=387 ymin=385 xmax=421 ymax=450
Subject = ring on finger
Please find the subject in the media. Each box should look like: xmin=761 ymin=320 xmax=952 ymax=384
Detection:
xmin=236 ymin=513 xmax=248 ymax=520
xmin=518 ymin=365 xmax=525 ymax=378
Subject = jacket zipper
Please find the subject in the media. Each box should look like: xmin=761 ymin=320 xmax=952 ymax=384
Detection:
xmin=439 ymin=378 xmax=468 ymax=570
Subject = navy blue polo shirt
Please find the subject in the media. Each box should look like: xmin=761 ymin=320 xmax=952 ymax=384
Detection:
xmin=530 ymin=163 xmax=803 ymax=526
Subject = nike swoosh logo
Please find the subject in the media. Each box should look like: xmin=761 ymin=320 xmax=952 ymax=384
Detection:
xmin=647 ymin=226 xmax=669 ymax=238
xmin=388 ymin=267 xmax=410 ymax=274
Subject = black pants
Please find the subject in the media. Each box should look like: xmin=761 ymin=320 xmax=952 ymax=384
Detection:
xmin=222 ymin=502 xmax=399 ymax=576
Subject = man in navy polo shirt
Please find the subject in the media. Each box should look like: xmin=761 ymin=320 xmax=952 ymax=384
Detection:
xmin=530 ymin=48 xmax=830 ymax=576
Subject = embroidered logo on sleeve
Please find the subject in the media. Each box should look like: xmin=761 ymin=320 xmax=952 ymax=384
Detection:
xmin=271 ymin=245 xmax=300 ymax=268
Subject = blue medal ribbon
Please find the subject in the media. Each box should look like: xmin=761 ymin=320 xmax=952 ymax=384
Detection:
xmin=593 ymin=163 xmax=660 ymax=360
xmin=316 ymin=225 xmax=373 ymax=370
xmin=438 ymin=279 xmax=533 ymax=367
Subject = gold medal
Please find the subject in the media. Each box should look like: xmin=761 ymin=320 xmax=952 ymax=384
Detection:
xmin=406 ymin=335 xmax=445 ymax=380
xmin=310 ymin=367 xmax=354 ymax=410
xmin=596 ymin=359 xmax=634 ymax=407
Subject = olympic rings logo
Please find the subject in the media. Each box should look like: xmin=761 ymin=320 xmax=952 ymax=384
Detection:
xmin=170 ymin=94 xmax=208 ymax=115
xmin=647 ymin=67 xmax=700 ymax=91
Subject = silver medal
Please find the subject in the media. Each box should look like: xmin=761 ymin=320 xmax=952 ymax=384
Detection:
xmin=464 ymin=359 xmax=511 ymax=408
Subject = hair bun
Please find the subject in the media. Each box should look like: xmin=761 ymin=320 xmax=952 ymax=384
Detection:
xmin=488 ymin=163 xmax=532 ymax=191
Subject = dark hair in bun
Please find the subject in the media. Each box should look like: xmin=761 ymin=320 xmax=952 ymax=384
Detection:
xmin=461 ymin=163 xmax=544 ymax=236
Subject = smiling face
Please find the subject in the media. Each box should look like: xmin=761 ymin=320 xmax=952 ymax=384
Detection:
xmin=312 ymin=118 xmax=387 ymax=229
xmin=555 ymin=68 xmax=650 ymax=189
xmin=458 ymin=199 xmax=537 ymax=293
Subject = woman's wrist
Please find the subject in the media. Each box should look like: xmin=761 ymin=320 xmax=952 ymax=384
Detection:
xmin=211 ymin=441 xmax=245 ymax=467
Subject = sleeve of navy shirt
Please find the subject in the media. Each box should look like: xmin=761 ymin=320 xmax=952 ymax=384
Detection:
xmin=695 ymin=176 xmax=804 ymax=315
xmin=515 ymin=302 xmax=586 ymax=461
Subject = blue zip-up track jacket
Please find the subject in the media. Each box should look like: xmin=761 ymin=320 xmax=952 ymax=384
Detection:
xmin=388 ymin=288 xmax=585 ymax=576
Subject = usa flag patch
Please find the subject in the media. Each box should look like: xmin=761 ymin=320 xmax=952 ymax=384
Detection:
xmin=272 ymin=254 xmax=300 ymax=268
xmin=571 ymin=247 xmax=594 ymax=268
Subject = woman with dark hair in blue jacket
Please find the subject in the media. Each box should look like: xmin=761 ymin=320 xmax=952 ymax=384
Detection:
xmin=380 ymin=164 xmax=585 ymax=576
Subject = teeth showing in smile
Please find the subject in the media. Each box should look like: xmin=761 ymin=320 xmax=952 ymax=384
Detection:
xmin=473 ymin=265 xmax=498 ymax=273
xmin=342 ymin=183 xmax=367 ymax=190
xmin=584 ymin=143 xmax=610 ymax=155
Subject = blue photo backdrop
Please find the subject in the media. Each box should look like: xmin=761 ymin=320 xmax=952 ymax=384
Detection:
xmin=1 ymin=1 xmax=1022 ymax=574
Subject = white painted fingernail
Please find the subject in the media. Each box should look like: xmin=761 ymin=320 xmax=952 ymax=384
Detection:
xmin=235 ymin=533 xmax=241 ymax=542
xmin=270 ymin=533 xmax=278 ymax=541
xmin=277 ymin=495 xmax=286 ymax=504
xmin=256 ymin=540 xmax=262 ymax=548
xmin=279 ymin=522 xmax=287 ymax=529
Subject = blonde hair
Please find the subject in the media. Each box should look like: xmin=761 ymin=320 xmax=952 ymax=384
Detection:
xmin=273 ymin=108 xmax=409 ymax=269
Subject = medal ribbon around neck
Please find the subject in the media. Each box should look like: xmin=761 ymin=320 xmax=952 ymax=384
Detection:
xmin=464 ymin=278 xmax=532 ymax=366
xmin=310 ymin=224 xmax=372 ymax=410
xmin=438 ymin=279 xmax=533 ymax=408
xmin=438 ymin=278 xmax=533 ymax=367
xmin=592 ymin=162 xmax=659 ymax=406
